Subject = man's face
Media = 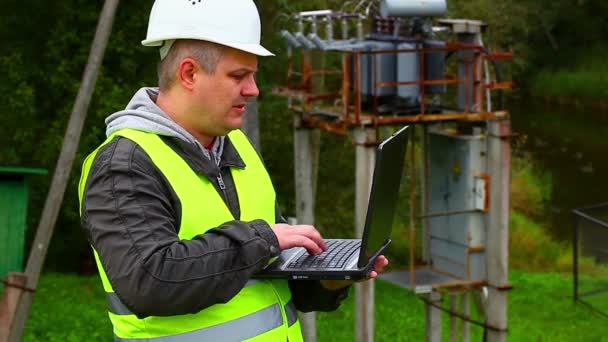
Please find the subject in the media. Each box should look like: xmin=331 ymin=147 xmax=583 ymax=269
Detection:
xmin=189 ymin=48 xmax=259 ymax=140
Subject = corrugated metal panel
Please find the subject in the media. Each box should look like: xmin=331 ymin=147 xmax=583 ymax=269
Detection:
xmin=430 ymin=238 xmax=468 ymax=278
xmin=469 ymin=251 xmax=486 ymax=280
xmin=0 ymin=180 xmax=28 ymax=286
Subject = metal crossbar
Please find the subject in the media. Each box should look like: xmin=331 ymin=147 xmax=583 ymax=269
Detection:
xmin=573 ymin=204 xmax=608 ymax=318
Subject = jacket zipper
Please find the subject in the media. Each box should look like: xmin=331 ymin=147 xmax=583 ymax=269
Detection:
xmin=217 ymin=174 xmax=226 ymax=190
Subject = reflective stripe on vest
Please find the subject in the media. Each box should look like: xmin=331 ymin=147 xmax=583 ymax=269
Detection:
xmin=107 ymin=279 xmax=264 ymax=316
xmin=114 ymin=304 xmax=283 ymax=342
xmin=113 ymin=301 xmax=300 ymax=342
xmin=78 ymin=129 xmax=303 ymax=342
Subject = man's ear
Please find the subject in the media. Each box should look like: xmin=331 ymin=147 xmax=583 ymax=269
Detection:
xmin=177 ymin=58 xmax=199 ymax=91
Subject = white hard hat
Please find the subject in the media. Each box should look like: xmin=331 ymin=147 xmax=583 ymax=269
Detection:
xmin=142 ymin=0 xmax=274 ymax=57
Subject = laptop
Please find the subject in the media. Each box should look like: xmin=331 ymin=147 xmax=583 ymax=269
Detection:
xmin=256 ymin=125 xmax=410 ymax=280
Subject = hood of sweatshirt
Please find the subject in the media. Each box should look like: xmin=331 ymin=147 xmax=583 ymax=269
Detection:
xmin=105 ymin=87 xmax=224 ymax=163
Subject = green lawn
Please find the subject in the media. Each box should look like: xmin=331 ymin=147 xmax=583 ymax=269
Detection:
xmin=12 ymin=270 xmax=608 ymax=341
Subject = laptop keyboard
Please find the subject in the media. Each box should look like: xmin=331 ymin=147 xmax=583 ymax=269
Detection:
xmin=286 ymin=239 xmax=361 ymax=269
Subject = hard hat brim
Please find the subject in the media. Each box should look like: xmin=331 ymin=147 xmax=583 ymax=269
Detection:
xmin=142 ymin=37 xmax=275 ymax=57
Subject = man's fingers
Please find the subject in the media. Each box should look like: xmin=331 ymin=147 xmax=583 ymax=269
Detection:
xmin=373 ymin=256 xmax=388 ymax=270
xmin=289 ymin=225 xmax=327 ymax=251
xmin=292 ymin=235 xmax=323 ymax=255
xmin=270 ymin=223 xmax=327 ymax=253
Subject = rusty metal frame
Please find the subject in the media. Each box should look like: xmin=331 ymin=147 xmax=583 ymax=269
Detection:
xmin=275 ymin=40 xmax=513 ymax=134
xmin=276 ymin=37 xmax=514 ymax=291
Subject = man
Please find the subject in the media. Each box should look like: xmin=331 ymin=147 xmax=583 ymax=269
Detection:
xmin=79 ymin=0 xmax=388 ymax=341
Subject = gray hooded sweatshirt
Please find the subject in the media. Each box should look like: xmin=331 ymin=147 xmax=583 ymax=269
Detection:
xmin=105 ymin=87 xmax=224 ymax=164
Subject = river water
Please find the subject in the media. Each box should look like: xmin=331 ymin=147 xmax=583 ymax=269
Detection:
xmin=510 ymin=99 xmax=608 ymax=261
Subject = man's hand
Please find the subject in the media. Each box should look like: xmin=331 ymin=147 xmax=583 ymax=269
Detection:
xmin=270 ymin=223 xmax=328 ymax=255
xmin=320 ymin=255 xmax=390 ymax=290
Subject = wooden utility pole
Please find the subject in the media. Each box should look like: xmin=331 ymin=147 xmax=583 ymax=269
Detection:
xmin=4 ymin=1 xmax=120 ymax=340
xmin=353 ymin=128 xmax=376 ymax=342
xmin=485 ymin=119 xmax=510 ymax=342
xmin=294 ymin=115 xmax=321 ymax=342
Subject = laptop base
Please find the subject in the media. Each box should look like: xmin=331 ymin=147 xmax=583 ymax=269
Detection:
xmin=255 ymin=240 xmax=391 ymax=281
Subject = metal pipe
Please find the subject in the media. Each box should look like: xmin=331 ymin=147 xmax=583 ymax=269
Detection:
xmin=294 ymin=32 xmax=316 ymax=50
xmin=373 ymin=51 xmax=378 ymax=115
xmin=325 ymin=16 xmax=334 ymax=41
xmin=354 ymin=52 xmax=361 ymax=124
xmin=572 ymin=210 xmax=608 ymax=229
xmin=574 ymin=202 xmax=608 ymax=211
xmin=342 ymin=18 xmax=349 ymax=40
xmin=573 ymin=213 xmax=579 ymax=302
xmin=357 ymin=16 xmax=364 ymax=40
xmin=311 ymin=17 xmax=318 ymax=35
xmin=308 ymin=33 xmax=328 ymax=50
xmin=298 ymin=9 xmax=333 ymax=17
xmin=392 ymin=18 xmax=401 ymax=37
xmin=419 ymin=209 xmax=481 ymax=219
xmin=281 ymin=30 xmax=302 ymax=48
xmin=342 ymin=53 xmax=351 ymax=119
xmin=286 ymin=46 xmax=293 ymax=96
xmin=380 ymin=0 xmax=447 ymax=17
xmin=377 ymin=79 xmax=462 ymax=87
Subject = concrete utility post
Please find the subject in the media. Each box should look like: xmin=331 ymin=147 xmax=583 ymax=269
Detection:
xmin=425 ymin=290 xmax=442 ymax=342
xmin=294 ymin=115 xmax=321 ymax=342
xmin=353 ymin=128 xmax=376 ymax=342
xmin=419 ymin=123 xmax=441 ymax=342
xmin=486 ymin=119 xmax=510 ymax=342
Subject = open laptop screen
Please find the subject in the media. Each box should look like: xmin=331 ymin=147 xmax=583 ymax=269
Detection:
xmin=358 ymin=126 xmax=409 ymax=268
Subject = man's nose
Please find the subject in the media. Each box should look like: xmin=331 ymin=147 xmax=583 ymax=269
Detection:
xmin=241 ymin=76 xmax=259 ymax=98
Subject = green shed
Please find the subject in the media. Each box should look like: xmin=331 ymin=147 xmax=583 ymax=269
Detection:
xmin=0 ymin=166 xmax=47 ymax=287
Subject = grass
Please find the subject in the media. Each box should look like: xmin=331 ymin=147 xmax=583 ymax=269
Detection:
xmin=8 ymin=270 xmax=607 ymax=341
xmin=530 ymin=48 xmax=608 ymax=101
xmin=3 ymin=154 xmax=606 ymax=341
xmin=19 ymin=274 xmax=111 ymax=342
xmin=322 ymin=270 xmax=608 ymax=341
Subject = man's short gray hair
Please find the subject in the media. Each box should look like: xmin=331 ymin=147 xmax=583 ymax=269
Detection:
xmin=157 ymin=40 xmax=226 ymax=91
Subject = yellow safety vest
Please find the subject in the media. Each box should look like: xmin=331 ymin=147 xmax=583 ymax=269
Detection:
xmin=78 ymin=128 xmax=303 ymax=341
